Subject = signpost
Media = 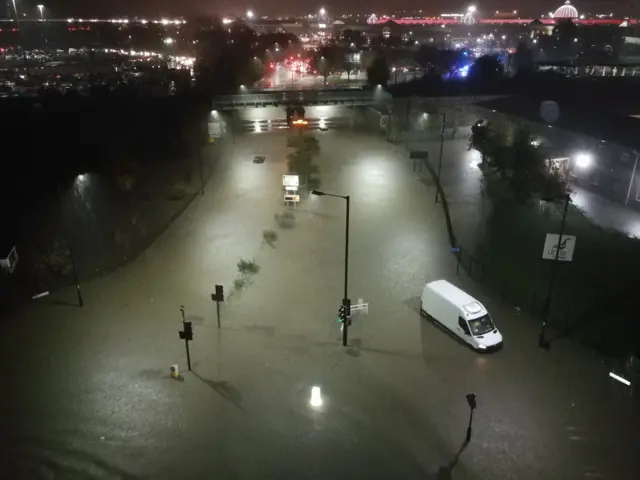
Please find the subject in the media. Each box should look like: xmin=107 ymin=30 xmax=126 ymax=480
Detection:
xmin=178 ymin=305 xmax=193 ymax=371
xmin=541 ymin=233 xmax=577 ymax=262
xmin=282 ymin=174 xmax=300 ymax=189
xmin=539 ymin=193 xmax=573 ymax=349
xmin=211 ymin=284 xmax=224 ymax=328
xmin=208 ymin=121 xmax=223 ymax=143
xmin=283 ymin=174 xmax=300 ymax=206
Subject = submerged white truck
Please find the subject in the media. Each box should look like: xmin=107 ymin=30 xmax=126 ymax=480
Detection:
xmin=421 ymin=280 xmax=503 ymax=351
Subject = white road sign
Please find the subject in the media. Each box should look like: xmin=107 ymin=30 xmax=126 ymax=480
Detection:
xmin=284 ymin=194 xmax=300 ymax=203
xmin=208 ymin=121 xmax=222 ymax=138
xmin=542 ymin=233 xmax=577 ymax=262
xmin=282 ymin=174 xmax=299 ymax=188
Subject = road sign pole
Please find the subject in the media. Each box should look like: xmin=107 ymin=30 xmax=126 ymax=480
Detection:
xmin=185 ymin=333 xmax=192 ymax=371
xmin=211 ymin=285 xmax=224 ymax=329
xmin=539 ymin=194 xmax=570 ymax=350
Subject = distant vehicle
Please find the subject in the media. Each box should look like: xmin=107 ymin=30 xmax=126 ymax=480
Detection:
xmin=253 ymin=155 xmax=265 ymax=164
xmin=319 ymin=126 xmax=328 ymax=131
xmin=420 ymin=280 xmax=503 ymax=351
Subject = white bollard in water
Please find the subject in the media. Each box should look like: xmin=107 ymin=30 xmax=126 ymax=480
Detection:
xmin=170 ymin=364 xmax=180 ymax=379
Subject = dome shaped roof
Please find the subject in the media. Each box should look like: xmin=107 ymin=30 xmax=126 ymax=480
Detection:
xmin=554 ymin=1 xmax=578 ymax=19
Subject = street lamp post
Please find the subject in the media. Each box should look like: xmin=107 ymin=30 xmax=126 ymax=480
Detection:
xmin=58 ymin=179 xmax=85 ymax=307
xmin=539 ymin=193 xmax=571 ymax=350
xmin=311 ymin=190 xmax=351 ymax=345
xmin=434 ymin=112 xmax=446 ymax=204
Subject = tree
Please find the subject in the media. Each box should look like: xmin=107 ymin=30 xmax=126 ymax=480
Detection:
xmin=473 ymin=122 xmax=568 ymax=203
xmin=469 ymin=54 xmax=504 ymax=88
xmin=340 ymin=29 xmax=367 ymax=49
xmin=310 ymin=45 xmax=344 ymax=85
xmin=287 ymin=134 xmax=320 ymax=189
xmin=366 ymin=55 xmax=389 ymax=87
xmin=194 ymin=21 xmax=263 ymax=95
xmin=512 ymin=42 xmax=535 ymax=77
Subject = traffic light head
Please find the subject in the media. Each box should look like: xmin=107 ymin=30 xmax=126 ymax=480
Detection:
xmin=338 ymin=306 xmax=346 ymax=323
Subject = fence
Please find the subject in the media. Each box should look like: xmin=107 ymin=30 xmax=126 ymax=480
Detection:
xmin=413 ymin=149 xmax=639 ymax=362
xmin=0 ymin=140 xmax=223 ymax=311
xmin=453 ymin=245 xmax=574 ymax=333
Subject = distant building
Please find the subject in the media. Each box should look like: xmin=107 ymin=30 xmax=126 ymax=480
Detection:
xmin=553 ymin=1 xmax=579 ymax=19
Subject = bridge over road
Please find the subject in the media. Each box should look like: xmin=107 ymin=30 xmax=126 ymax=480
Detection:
xmin=212 ymin=89 xmax=391 ymax=110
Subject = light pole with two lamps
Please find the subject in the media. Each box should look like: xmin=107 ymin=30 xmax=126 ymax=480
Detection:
xmin=311 ymin=190 xmax=351 ymax=345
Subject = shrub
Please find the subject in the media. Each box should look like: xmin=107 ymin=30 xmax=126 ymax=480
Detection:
xmin=237 ymin=258 xmax=260 ymax=276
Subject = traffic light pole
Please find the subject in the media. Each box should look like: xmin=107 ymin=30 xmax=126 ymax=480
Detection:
xmin=311 ymin=190 xmax=352 ymax=346
xmin=342 ymin=196 xmax=351 ymax=346
xmin=344 ymin=195 xmax=350 ymax=301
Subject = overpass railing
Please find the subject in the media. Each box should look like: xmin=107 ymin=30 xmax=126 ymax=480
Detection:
xmin=213 ymin=89 xmax=391 ymax=109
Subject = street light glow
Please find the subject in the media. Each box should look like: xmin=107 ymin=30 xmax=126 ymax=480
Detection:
xmin=309 ymin=386 xmax=323 ymax=408
xmin=319 ymin=7 xmax=326 ymax=16
xmin=163 ymin=37 xmax=174 ymax=45
xmin=575 ymin=153 xmax=592 ymax=169
xmin=468 ymin=5 xmax=476 ymax=13
xmin=609 ymin=372 xmax=631 ymax=386
xmin=247 ymin=9 xmax=254 ymax=19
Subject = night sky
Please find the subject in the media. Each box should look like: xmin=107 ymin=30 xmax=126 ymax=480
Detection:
xmin=16 ymin=1 xmax=639 ymax=18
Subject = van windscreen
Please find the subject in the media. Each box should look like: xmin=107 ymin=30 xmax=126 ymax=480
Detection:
xmin=468 ymin=315 xmax=495 ymax=336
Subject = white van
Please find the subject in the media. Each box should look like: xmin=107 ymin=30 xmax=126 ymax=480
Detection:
xmin=421 ymin=280 xmax=503 ymax=351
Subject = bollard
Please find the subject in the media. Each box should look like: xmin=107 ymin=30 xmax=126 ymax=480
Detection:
xmin=170 ymin=364 xmax=180 ymax=379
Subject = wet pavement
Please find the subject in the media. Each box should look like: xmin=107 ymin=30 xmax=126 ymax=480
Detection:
xmin=1 ymin=131 xmax=638 ymax=479
xmin=571 ymin=185 xmax=640 ymax=238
